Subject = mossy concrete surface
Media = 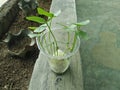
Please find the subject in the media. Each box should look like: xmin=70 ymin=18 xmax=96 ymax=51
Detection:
xmin=76 ymin=0 xmax=120 ymax=90
xmin=0 ymin=0 xmax=19 ymax=38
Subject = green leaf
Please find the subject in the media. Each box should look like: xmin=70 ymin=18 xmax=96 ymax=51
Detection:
xmin=76 ymin=30 xmax=89 ymax=40
xmin=26 ymin=16 xmax=46 ymax=23
xmin=66 ymin=24 xmax=76 ymax=32
xmin=66 ymin=25 xmax=77 ymax=32
xmin=75 ymin=20 xmax=90 ymax=26
xmin=28 ymin=27 xmax=37 ymax=30
xmin=34 ymin=24 xmax=47 ymax=32
xmin=28 ymin=33 xmax=41 ymax=38
xmin=57 ymin=23 xmax=76 ymax=32
xmin=69 ymin=24 xmax=76 ymax=29
xmin=37 ymin=8 xmax=54 ymax=18
xmin=54 ymin=10 xmax=61 ymax=17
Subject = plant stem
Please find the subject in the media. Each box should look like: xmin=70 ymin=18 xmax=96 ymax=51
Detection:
xmin=63 ymin=32 xmax=70 ymax=54
xmin=44 ymin=35 xmax=51 ymax=54
xmin=38 ymin=36 xmax=45 ymax=51
xmin=67 ymin=32 xmax=70 ymax=49
xmin=46 ymin=22 xmax=58 ymax=55
xmin=70 ymin=32 xmax=77 ymax=52
xmin=48 ymin=29 xmax=53 ymax=54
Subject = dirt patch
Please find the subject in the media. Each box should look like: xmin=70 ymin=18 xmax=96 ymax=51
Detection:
xmin=0 ymin=0 xmax=52 ymax=90
xmin=8 ymin=36 xmax=31 ymax=53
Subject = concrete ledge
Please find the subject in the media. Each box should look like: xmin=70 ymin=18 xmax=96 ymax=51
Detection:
xmin=29 ymin=0 xmax=83 ymax=90
xmin=0 ymin=0 xmax=19 ymax=38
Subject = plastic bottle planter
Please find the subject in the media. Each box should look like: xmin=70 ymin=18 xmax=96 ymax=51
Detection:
xmin=36 ymin=29 xmax=80 ymax=74
xmin=3 ymin=29 xmax=35 ymax=57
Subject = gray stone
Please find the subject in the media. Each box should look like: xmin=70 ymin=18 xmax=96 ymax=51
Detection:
xmin=0 ymin=0 xmax=8 ymax=7
xmin=76 ymin=0 xmax=120 ymax=90
xmin=0 ymin=0 xmax=19 ymax=38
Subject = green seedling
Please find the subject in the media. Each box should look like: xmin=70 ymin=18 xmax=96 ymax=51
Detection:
xmin=26 ymin=7 xmax=89 ymax=56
